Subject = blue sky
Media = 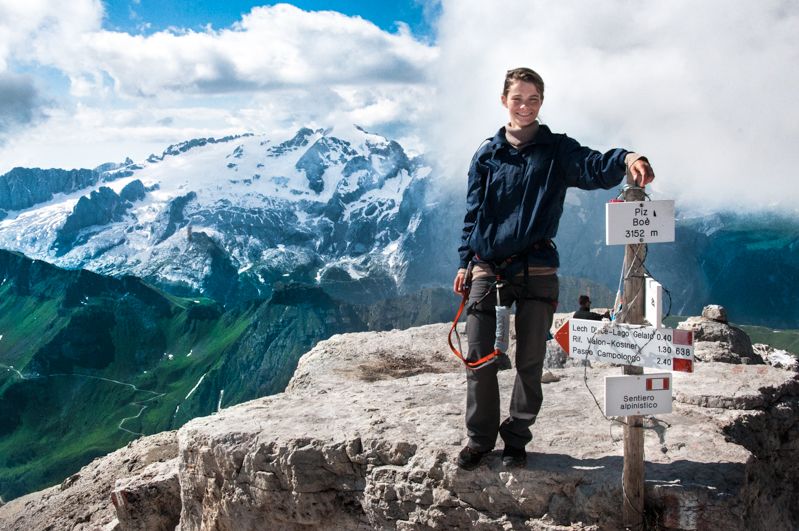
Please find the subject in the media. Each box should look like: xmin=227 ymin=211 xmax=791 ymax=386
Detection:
xmin=103 ymin=0 xmax=438 ymax=39
xmin=0 ymin=1 xmax=797 ymax=211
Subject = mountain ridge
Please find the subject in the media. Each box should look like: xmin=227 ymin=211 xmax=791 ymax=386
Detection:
xmin=0 ymin=126 xmax=452 ymax=309
xmin=2 ymin=127 xmax=797 ymax=328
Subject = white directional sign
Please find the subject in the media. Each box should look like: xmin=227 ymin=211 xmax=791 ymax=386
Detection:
xmin=554 ymin=318 xmax=694 ymax=372
xmin=606 ymin=200 xmax=675 ymax=245
xmin=645 ymin=278 xmax=663 ymax=329
xmin=604 ymin=373 xmax=673 ymax=416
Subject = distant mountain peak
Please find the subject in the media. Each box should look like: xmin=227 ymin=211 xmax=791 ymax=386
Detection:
xmin=0 ymin=126 xmax=454 ymax=308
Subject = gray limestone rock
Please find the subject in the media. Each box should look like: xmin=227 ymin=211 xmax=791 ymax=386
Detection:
xmin=677 ymin=315 xmax=760 ymax=364
xmin=3 ymin=320 xmax=798 ymax=531
xmin=755 ymin=343 xmax=799 ymax=372
xmin=177 ymin=323 xmax=799 ymax=531
xmin=540 ymin=370 xmax=560 ymax=383
xmin=112 ymin=458 xmax=180 ymax=531
xmin=702 ymin=304 xmax=728 ymax=323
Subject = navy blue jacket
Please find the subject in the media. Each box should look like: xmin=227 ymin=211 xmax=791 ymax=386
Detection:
xmin=459 ymin=125 xmax=628 ymax=270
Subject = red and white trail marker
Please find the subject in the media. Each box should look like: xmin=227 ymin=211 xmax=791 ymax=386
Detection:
xmin=554 ymin=318 xmax=694 ymax=372
xmin=646 ymin=377 xmax=669 ymax=391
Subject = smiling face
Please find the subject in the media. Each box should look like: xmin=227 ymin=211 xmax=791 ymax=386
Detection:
xmin=501 ymin=80 xmax=543 ymax=128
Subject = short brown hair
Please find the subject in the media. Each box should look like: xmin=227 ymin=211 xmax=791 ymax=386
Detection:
xmin=578 ymin=295 xmax=590 ymax=307
xmin=503 ymin=68 xmax=545 ymax=98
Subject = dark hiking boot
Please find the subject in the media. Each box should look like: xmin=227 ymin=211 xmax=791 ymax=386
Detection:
xmin=502 ymin=446 xmax=527 ymax=468
xmin=457 ymin=447 xmax=487 ymax=471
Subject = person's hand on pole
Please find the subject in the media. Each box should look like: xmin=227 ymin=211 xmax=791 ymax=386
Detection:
xmin=630 ymin=159 xmax=655 ymax=186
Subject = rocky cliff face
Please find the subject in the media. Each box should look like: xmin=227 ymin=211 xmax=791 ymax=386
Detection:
xmin=2 ymin=313 xmax=797 ymax=531
xmin=0 ymin=167 xmax=101 ymax=212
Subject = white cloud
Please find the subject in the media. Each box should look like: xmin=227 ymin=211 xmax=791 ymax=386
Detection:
xmin=20 ymin=4 xmax=437 ymax=98
xmin=428 ymin=0 xmax=799 ymax=212
xmin=0 ymin=2 xmax=439 ymax=173
xmin=0 ymin=0 xmax=103 ymax=72
xmin=2 ymin=0 xmax=797 ymax=216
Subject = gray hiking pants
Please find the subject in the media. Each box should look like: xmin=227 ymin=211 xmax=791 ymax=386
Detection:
xmin=465 ymin=273 xmax=559 ymax=452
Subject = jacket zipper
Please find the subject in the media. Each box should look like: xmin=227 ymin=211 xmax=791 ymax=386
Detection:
xmin=515 ymin=151 xmax=554 ymax=242
xmin=514 ymin=151 xmax=535 ymax=240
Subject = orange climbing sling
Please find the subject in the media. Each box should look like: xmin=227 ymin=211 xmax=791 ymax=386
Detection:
xmin=448 ymin=252 xmax=559 ymax=371
xmin=448 ymin=274 xmax=507 ymax=370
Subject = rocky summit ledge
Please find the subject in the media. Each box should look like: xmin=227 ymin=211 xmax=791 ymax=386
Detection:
xmin=2 ymin=318 xmax=798 ymax=531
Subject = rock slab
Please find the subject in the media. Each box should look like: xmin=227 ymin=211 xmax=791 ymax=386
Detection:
xmin=3 ymin=320 xmax=799 ymax=531
xmin=178 ymin=322 xmax=799 ymax=530
xmin=678 ymin=313 xmax=759 ymax=364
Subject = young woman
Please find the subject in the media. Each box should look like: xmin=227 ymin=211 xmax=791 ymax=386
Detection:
xmin=454 ymin=68 xmax=654 ymax=470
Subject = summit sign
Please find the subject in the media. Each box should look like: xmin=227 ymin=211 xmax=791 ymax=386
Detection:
xmin=605 ymin=200 xmax=675 ymax=245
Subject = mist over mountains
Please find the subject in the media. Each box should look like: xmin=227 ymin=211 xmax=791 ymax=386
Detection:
xmin=556 ymin=187 xmax=799 ymax=329
xmin=1 ymin=125 xmax=796 ymax=327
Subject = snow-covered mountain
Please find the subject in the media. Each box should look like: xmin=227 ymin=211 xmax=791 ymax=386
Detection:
xmin=0 ymin=126 xmax=458 ymax=306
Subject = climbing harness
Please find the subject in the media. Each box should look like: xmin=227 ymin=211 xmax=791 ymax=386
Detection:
xmin=447 ymin=267 xmax=508 ymax=370
xmin=448 ymin=249 xmax=560 ymax=371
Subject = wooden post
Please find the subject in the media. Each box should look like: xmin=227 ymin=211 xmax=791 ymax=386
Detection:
xmin=621 ymin=179 xmax=647 ymax=529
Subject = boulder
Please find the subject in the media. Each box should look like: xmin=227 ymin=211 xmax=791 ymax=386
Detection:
xmin=678 ymin=305 xmax=760 ymax=364
xmin=755 ymin=343 xmax=799 ymax=372
xmin=702 ymin=304 xmax=728 ymax=323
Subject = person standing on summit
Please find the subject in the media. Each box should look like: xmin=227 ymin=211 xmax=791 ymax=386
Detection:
xmin=453 ymin=68 xmax=655 ymax=470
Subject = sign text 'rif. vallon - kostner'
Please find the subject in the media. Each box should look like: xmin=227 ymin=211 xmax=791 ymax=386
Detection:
xmin=553 ymin=318 xmax=694 ymax=372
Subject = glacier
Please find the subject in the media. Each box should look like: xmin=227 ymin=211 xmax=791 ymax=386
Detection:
xmin=0 ymin=126 xmax=457 ymax=307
